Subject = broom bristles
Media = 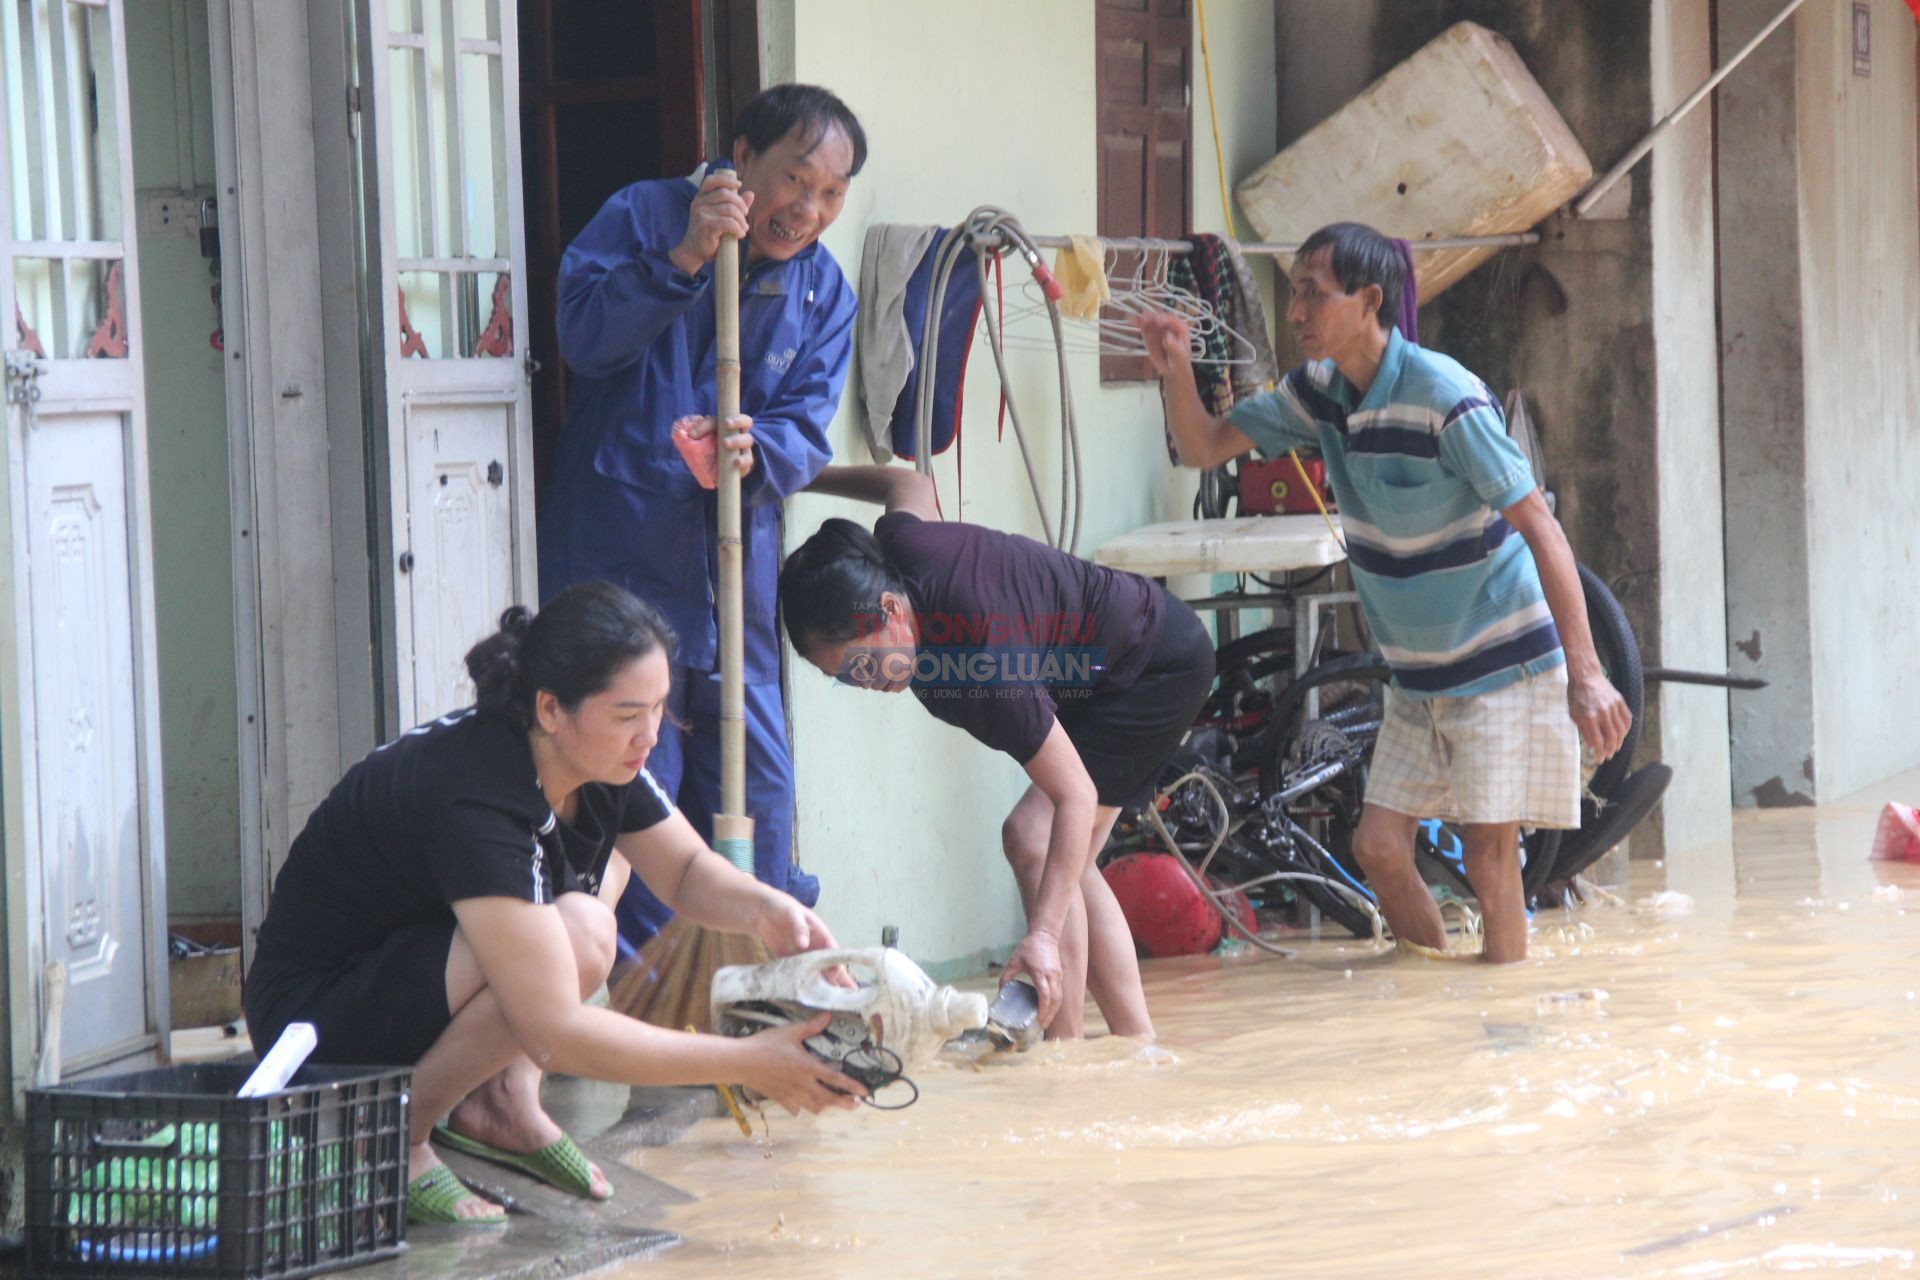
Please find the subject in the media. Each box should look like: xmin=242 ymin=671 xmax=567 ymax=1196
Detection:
xmin=607 ymin=917 xmax=770 ymax=1032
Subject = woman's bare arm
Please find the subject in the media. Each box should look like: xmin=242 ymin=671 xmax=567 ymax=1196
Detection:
xmin=451 ymin=894 xmax=855 ymax=1111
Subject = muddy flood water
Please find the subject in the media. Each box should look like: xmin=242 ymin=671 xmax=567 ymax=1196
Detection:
xmin=611 ymin=775 xmax=1920 ymax=1278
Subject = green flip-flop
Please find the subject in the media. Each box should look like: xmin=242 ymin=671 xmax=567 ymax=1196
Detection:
xmin=431 ymin=1125 xmax=611 ymax=1201
xmin=407 ymin=1164 xmax=507 ymax=1225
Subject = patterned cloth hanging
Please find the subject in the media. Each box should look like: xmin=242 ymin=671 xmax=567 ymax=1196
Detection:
xmin=1191 ymin=234 xmax=1277 ymax=397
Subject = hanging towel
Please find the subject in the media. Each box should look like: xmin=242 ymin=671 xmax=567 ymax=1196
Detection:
xmin=1053 ymin=234 xmax=1111 ymax=322
xmin=856 ymin=223 xmax=941 ymax=463
xmin=1391 ymin=237 xmax=1419 ymax=342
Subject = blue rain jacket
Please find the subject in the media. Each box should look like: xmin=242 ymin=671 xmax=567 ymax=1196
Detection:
xmin=538 ymin=174 xmax=858 ymax=682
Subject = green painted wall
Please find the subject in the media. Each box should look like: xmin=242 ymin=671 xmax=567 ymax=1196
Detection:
xmin=126 ymin=0 xmax=241 ymax=924
xmin=781 ymin=0 xmax=1275 ymax=976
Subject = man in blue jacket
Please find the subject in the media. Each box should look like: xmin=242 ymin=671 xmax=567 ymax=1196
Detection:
xmin=539 ymin=84 xmax=864 ymax=952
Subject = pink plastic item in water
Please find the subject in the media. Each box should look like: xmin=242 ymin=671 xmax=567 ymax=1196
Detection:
xmin=671 ymin=414 xmax=718 ymax=489
xmin=1869 ymin=803 xmax=1920 ymax=862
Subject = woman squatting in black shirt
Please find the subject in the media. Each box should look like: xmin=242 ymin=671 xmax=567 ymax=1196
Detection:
xmin=245 ymin=583 xmax=863 ymax=1225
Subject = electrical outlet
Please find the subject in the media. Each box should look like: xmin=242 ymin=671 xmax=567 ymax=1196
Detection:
xmin=139 ymin=187 xmax=214 ymax=241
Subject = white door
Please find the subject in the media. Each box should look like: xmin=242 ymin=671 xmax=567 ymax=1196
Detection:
xmin=363 ymin=0 xmax=535 ymax=727
xmin=1 ymin=0 xmax=169 ymax=1091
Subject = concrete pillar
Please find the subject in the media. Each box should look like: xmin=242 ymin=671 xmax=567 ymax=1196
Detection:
xmin=1651 ymin=0 xmax=1734 ymax=847
xmin=1795 ymin=0 xmax=1920 ymax=798
xmin=1717 ymin=0 xmax=1819 ymax=807
xmin=1719 ymin=0 xmax=1920 ymax=805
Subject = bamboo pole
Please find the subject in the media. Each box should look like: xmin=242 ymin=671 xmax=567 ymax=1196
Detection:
xmin=712 ymin=194 xmax=754 ymax=869
xmin=609 ymin=164 xmax=766 ymax=1031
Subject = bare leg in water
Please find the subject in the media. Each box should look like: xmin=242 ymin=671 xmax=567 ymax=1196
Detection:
xmin=1001 ymin=786 xmax=1152 ymax=1039
xmin=1350 ymin=805 xmax=1446 ymax=952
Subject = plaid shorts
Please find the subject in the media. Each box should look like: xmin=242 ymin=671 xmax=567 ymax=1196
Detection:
xmin=1365 ymin=665 xmax=1582 ymax=829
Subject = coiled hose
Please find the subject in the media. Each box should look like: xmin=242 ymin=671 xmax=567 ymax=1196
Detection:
xmin=912 ymin=207 xmax=1083 ymax=554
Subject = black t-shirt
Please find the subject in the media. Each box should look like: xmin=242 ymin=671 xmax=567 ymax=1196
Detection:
xmin=875 ymin=512 xmax=1165 ymax=764
xmin=250 ymin=708 xmax=671 ymax=986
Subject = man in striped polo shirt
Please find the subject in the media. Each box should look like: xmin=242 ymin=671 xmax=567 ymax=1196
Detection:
xmin=1139 ymin=221 xmax=1631 ymax=962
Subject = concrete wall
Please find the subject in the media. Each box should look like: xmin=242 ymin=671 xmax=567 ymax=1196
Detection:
xmin=126 ymin=0 xmax=243 ymax=923
xmin=779 ymin=0 xmax=1268 ymax=975
xmin=1722 ymin=0 xmax=1920 ymax=805
xmin=1275 ymin=0 xmax=1731 ymax=858
xmin=1795 ymin=0 xmax=1920 ymax=800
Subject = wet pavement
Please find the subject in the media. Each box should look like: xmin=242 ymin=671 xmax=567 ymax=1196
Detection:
xmin=346 ymin=1083 xmax=709 ymax=1278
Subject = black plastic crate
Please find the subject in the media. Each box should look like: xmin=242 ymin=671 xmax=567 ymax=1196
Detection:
xmin=25 ymin=1063 xmax=409 ymax=1279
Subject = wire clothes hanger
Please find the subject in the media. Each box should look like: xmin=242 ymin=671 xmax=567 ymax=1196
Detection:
xmin=993 ymin=238 xmax=1262 ymax=364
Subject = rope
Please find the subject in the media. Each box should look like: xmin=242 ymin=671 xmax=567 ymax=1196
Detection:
xmin=1195 ymin=0 xmax=1237 ymax=238
xmin=1289 ymin=447 xmax=1345 ymax=549
xmin=1195 ymin=1 xmax=1343 ymax=551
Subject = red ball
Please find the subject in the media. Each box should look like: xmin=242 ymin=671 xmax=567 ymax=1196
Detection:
xmin=1103 ymin=852 xmax=1253 ymax=958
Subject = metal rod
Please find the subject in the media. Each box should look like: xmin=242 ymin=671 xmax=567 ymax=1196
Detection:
xmin=1574 ymin=0 xmax=1809 ymax=218
xmin=1643 ymin=667 xmax=1769 ymax=691
xmin=1022 ymin=232 xmax=1539 ymax=257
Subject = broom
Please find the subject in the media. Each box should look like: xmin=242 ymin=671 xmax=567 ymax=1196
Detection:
xmin=610 ymin=162 xmax=769 ymax=1032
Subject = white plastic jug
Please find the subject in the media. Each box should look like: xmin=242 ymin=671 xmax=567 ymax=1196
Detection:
xmin=710 ymin=948 xmax=989 ymax=1070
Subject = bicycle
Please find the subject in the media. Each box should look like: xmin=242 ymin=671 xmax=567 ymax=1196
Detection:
xmin=1113 ymin=562 xmax=1672 ymax=944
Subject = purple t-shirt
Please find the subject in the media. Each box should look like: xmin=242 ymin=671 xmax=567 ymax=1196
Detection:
xmin=875 ymin=512 xmax=1164 ymax=763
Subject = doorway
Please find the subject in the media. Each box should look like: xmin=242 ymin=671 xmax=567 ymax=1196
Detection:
xmin=124 ymin=0 xmax=247 ymax=1019
xmin=517 ymin=0 xmax=711 ymax=497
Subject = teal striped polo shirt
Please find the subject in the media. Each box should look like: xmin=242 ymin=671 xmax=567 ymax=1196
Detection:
xmin=1227 ymin=327 xmax=1564 ymax=699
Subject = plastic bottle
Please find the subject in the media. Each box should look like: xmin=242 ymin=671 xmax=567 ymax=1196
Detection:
xmin=710 ymin=948 xmax=989 ymax=1070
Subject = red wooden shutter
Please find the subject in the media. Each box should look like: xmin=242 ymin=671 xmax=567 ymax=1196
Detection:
xmin=1097 ymin=0 xmax=1192 ymax=382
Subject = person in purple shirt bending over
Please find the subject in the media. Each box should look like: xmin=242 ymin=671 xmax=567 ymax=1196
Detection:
xmin=779 ymin=466 xmax=1217 ymax=1039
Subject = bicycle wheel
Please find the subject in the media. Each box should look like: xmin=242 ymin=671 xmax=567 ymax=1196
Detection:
xmin=1248 ymin=654 xmax=1392 ymax=938
xmin=1197 ymin=627 xmax=1295 ymax=736
xmin=1279 ymin=821 xmax=1380 ymax=939
xmin=1257 ymin=652 xmax=1392 ymax=797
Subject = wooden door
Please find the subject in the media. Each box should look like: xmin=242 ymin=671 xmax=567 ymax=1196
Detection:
xmin=1096 ymin=0 xmax=1192 ymax=383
